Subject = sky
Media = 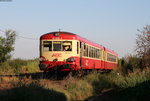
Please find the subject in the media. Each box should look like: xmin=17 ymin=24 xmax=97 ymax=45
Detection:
xmin=0 ymin=0 xmax=150 ymax=59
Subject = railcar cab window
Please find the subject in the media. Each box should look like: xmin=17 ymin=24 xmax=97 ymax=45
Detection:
xmin=43 ymin=41 xmax=72 ymax=51
xmin=43 ymin=41 xmax=52 ymax=51
xmin=63 ymin=41 xmax=72 ymax=51
xmin=53 ymin=41 xmax=62 ymax=51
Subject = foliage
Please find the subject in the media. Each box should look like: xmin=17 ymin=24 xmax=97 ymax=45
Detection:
xmin=136 ymin=25 xmax=150 ymax=68
xmin=118 ymin=55 xmax=141 ymax=75
xmin=0 ymin=30 xmax=16 ymax=63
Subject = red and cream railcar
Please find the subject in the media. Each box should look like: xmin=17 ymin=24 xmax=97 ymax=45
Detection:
xmin=39 ymin=31 xmax=118 ymax=72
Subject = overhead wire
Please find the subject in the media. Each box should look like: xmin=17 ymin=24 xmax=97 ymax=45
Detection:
xmin=16 ymin=35 xmax=38 ymax=40
xmin=0 ymin=29 xmax=39 ymax=40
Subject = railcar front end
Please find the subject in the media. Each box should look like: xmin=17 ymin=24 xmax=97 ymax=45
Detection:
xmin=39 ymin=32 xmax=80 ymax=72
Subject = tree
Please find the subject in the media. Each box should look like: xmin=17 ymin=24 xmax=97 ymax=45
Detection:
xmin=136 ymin=25 xmax=150 ymax=68
xmin=0 ymin=30 xmax=16 ymax=63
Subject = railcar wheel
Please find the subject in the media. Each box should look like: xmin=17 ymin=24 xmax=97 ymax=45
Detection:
xmin=106 ymin=70 xmax=112 ymax=73
xmin=42 ymin=71 xmax=47 ymax=79
xmin=76 ymin=69 xmax=84 ymax=77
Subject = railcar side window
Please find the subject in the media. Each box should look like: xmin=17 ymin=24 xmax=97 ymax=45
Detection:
xmin=107 ymin=53 xmax=116 ymax=62
xmin=86 ymin=45 xmax=89 ymax=57
xmin=43 ymin=41 xmax=52 ymax=51
xmin=92 ymin=47 xmax=94 ymax=58
xmin=89 ymin=46 xmax=92 ymax=57
xmin=63 ymin=41 xmax=72 ymax=51
xmin=96 ymin=49 xmax=98 ymax=58
xmin=77 ymin=42 xmax=79 ymax=54
xmin=99 ymin=49 xmax=102 ymax=59
xmin=84 ymin=44 xmax=86 ymax=56
xmin=84 ymin=44 xmax=88 ymax=56
xmin=53 ymin=41 xmax=62 ymax=51
xmin=94 ymin=48 xmax=96 ymax=58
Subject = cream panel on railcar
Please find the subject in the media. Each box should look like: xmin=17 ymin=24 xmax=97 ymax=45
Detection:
xmin=41 ymin=40 xmax=79 ymax=61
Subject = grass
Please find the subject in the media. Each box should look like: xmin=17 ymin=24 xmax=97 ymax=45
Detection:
xmin=63 ymin=77 xmax=93 ymax=100
xmin=37 ymin=76 xmax=93 ymax=101
xmin=0 ymin=58 xmax=150 ymax=101
xmin=0 ymin=58 xmax=40 ymax=75
xmin=113 ymin=68 xmax=150 ymax=88
xmin=0 ymin=68 xmax=150 ymax=101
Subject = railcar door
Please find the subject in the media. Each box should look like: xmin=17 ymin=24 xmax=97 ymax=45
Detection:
xmin=80 ymin=42 xmax=84 ymax=68
xmin=103 ymin=48 xmax=106 ymax=69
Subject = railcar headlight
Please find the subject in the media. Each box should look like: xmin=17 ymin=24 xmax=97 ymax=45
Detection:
xmin=54 ymin=32 xmax=59 ymax=36
xmin=67 ymin=57 xmax=75 ymax=62
xmin=39 ymin=56 xmax=47 ymax=61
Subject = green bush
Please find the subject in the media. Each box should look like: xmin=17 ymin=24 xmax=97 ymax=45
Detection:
xmin=0 ymin=62 xmax=14 ymax=75
xmin=118 ymin=55 xmax=141 ymax=75
xmin=25 ymin=59 xmax=39 ymax=73
xmin=8 ymin=59 xmax=28 ymax=69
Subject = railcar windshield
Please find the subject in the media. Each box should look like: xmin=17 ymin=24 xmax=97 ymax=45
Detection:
xmin=43 ymin=41 xmax=72 ymax=51
xmin=62 ymin=41 xmax=72 ymax=51
xmin=53 ymin=41 xmax=62 ymax=51
xmin=43 ymin=41 xmax=52 ymax=51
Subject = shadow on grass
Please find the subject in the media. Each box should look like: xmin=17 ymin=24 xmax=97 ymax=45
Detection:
xmin=85 ymin=80 xmax=150 ymax=101
xmin=114 ymin=80 xmax=150 ymax=101
xmin=0 ymin=83 xmax=67 ymax=101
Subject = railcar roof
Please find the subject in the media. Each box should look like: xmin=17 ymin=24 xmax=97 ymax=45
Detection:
xmin=42 ymin=31 xmax=76 ymax=36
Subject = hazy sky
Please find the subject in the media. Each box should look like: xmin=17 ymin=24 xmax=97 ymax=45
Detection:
xmin=0 ymin=0 xmax=150 ymax=59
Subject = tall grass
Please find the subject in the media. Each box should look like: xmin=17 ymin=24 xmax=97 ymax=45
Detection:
xmin=64 ymin=77 xmax=93 ymax=100
xmin=41 ymin=68 xmax=150 ymax=100
xmin=113 ymin=69 xmax=150 ymax=88
xmin=0 ymin=59 xmax=39 ymax=75
xmin=38 ymin=76 xmax=93 ymax=101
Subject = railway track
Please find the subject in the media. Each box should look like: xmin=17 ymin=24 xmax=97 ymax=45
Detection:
xmin=0 ymin=69 xmax=107 ymax=81
xmin=0 ymin=72 xmax=44 ymax=79
xmin=0 ymin=71 xmax=77 ymax=80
